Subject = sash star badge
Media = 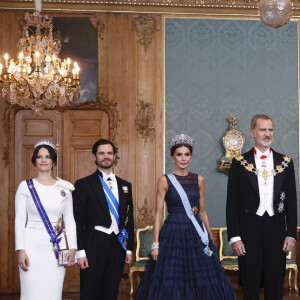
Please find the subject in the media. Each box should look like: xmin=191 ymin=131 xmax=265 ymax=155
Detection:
xmin=278 ymin=191 xmax=285 ymax=213
xmin=278 ymin=202 xmax=284 ymax=213
xmin=191 ymin=206 xmax=199 ymax=216
xmin=122 ymin=186 xmax=129 ymax=193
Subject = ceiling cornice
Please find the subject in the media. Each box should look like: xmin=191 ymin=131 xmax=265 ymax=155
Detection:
xmin=1 ymin=0 xmax=300 ymax=17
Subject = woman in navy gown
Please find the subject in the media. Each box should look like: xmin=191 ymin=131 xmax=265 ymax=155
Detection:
xmin=134 ymin=134 xmax=236 ymax=300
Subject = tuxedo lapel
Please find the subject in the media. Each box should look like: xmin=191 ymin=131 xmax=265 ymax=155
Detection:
xmin=244 ymin=150 xmax=259 ymax=196
xmin=272 ymin=150 xmax=284 ymax=200
xmin=89 ymin=171 xmax=111 ymax=218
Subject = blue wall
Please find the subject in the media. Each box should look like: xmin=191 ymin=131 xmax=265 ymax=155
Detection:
xmin=165 ymin=18 xmax=299 ymax=227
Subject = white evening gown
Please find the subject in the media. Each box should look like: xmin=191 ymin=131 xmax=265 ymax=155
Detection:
xmin=15 ymin=178 xmax=77 ymax=300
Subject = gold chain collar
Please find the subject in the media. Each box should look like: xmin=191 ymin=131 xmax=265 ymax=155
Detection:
xmin=235 ymin=155 xmax=291 ymax=177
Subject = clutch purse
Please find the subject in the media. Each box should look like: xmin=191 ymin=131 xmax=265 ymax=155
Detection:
xmin=58 ymin=249 xmax=69 ymax=266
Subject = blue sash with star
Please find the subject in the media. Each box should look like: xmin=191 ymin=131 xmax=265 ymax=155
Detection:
xmin=98 ymin=174 xmax=128 ymax=250
xmin=167 ymin=174 xmax=212 ymax=256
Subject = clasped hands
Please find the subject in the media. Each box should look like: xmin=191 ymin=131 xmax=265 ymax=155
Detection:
xmin=18 ymin=249 xmax=77 ymax=271
xmin=231 ymin=237 xmax=296 ymax=256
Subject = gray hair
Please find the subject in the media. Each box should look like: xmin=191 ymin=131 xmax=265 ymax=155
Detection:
xmin=250 ymin=114 xmax=273 ymax=130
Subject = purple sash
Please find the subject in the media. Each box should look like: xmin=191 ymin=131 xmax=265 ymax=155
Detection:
xmin=26 ymin=179 xmax=62 ymax=258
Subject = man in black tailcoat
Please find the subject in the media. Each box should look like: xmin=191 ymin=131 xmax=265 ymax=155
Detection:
xmin=226 ymin=114 xmax=297 ymax=300
xmin=73 ymin=139 xmax=134 ymax=300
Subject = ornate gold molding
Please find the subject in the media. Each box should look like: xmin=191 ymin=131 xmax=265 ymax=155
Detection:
xmin=64 ymin=94 xmax=120 ymax=143
xmin=6 ymin=0 xmax=300 ymax=16
xmin=90 ymin=14 xmax=105 ymax=40
xmin=0 ymin=0 xmax=296 ymax=12
xmin=2 ymin=105 xmax=22 ymax=168
xmin=136 ymin=198 xmax=155 ymax=228
xmin=97 ymin=93 xmax=120 ymax=143
xmin=2 ymin=94 xmax=120 ymax=168
xmin=0 ymin=0 xmax=260 ymax=8
xmin=135 ymin=99 xmax=155 ymax=143
xmin=132 ymin=15 xmax=158 ymax=51
xmin=2 ymin=106 xmax=10 ymax=168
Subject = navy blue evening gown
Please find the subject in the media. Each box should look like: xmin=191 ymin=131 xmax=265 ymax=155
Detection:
xmin=134 ymin=172 xmax=236 ymax=300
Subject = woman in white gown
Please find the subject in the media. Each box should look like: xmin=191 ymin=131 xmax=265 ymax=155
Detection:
xmin=15 ymin=140 xmax=77 ymax=300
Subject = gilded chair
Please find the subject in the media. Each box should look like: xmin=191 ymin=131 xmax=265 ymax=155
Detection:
xmin=129 ymin=225 xmax=153 ymax=295
xmin=219 ymin=227 xmax=238 ymax=271
xmin=286 ymin=251 xmax=298 ymax=292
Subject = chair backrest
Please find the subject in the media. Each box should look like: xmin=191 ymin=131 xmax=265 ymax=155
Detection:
xmin=136 ymin=225 xmax=154 ymax=261
xmin=219 ymin=227 xmax=237 ymax=260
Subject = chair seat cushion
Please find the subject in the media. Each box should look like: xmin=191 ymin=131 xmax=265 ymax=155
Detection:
xmin=286 ymin=259 xmax=297 ymax=264
xmin=131 ymin=260 xmax=148 ymax=267
xmin=221 ymin=258 xmax=238 ymax=265
xmin=220 ymin=230 xmax=236 ymax=257
xmin=139 ymin=230 xmax=153 ymax=258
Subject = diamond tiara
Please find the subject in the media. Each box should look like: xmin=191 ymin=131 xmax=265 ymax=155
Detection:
xmin=169 ymin=134 xmax=195 ymax=149
xmin=34 ymin=140 xmax=56 ymax=151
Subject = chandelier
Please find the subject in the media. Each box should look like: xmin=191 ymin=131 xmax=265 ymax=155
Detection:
xmin=0 ymin=11 xmax=80 ymax=116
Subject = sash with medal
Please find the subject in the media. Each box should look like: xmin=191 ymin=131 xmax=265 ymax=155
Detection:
xmin=167 ymin=173 xmax=213 ymax=257
xmin=98 ymin=174 xmax=129 ymax=251
xmin=26 ymin=179 xmax=63 ymax=258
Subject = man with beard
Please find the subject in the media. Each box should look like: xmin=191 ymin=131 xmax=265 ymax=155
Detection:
xmin=226 ymin=114 xmax=297 ymax=300
xmin=73 ymin=139 xmax=134 ymax=300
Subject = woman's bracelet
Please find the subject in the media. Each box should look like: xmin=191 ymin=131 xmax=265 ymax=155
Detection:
xmin=151 ymin=242 xmax=159 ymax=250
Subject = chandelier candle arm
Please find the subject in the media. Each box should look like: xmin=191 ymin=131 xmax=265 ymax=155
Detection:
xmin=19 ymin=52 xmax=24 ymax=65
xmin=4 ymin=53 xmax=8 ymax=68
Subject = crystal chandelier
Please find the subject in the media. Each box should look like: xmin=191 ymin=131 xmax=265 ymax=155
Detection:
xmin=0 ymin=11 xmax=80 ymax=116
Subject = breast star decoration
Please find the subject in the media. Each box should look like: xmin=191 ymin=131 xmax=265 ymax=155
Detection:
xmin=277 ymin=191 xmax=285 ymax=213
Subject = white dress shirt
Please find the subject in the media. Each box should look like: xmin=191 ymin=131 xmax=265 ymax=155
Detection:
xmin=254 ymin=148 xmax=274 ymax=217
xmin=77 ymin=169 xmax=131 ymax=258
xmin=94 ymin=171 xmax=120 ymax=235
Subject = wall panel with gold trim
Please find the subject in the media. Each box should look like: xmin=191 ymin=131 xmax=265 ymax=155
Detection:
xmin=0 ymin=10 xmax=164 ymax=293
xmin=0 ymin=10 xmax=25 ymax=294
xmin=2 ymin=7 xmax=299 ymax=295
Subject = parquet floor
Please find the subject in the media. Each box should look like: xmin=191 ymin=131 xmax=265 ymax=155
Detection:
xmin=0 ymin=289 xmax=299 ymax=299
xmin=1 ymin=273 xmax=299 ymax=299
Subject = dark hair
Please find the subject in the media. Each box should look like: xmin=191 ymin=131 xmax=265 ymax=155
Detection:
xmin=31 ymin=145 xmax=57 ymax=166
xmin=92 ymin=139 xmax=117 ymax=155
xmin=250 ymin=114 xmax=273 ymax=130
xmin=170 ymin=144 xmax=193 ymax=156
